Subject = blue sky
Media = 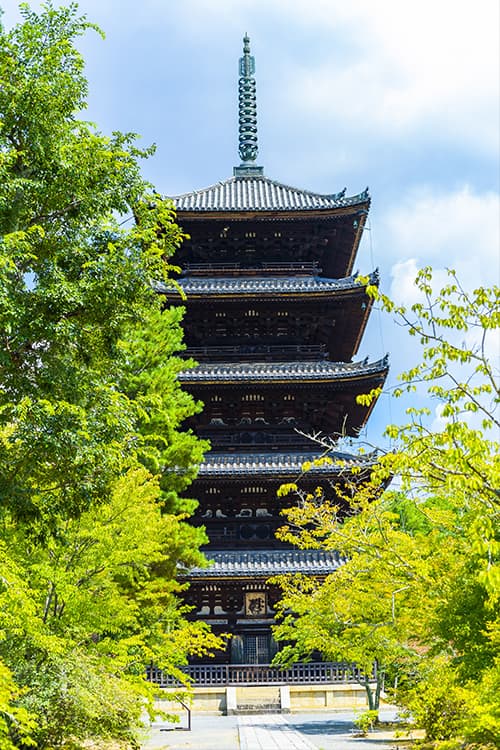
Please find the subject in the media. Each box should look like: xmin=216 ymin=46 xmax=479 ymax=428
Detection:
xmin=2 ymin=0 xmax=499 ymax=443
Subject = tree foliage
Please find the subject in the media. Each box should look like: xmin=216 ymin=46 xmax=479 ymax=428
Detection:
xmin=0 ymin=4 xmax=221 ymax=748
xmin=272 ymin=269 xmax=499 ymax=744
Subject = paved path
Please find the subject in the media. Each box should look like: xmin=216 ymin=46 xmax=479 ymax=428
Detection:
xmin=143 ymin=714 xmax=239 ymax=749
xmin=238 ymin=715 xmax=317 ymax=750
xmin=143 ymin=709 xmax=402 ymax=750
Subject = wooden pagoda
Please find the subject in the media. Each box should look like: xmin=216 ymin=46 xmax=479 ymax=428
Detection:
xmin=161 ymin=36 xmax=388 ymax=667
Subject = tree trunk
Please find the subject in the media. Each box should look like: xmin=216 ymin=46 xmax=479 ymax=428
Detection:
xmin=362 ymin=663 xmax=384 ymax=714
xmin=364 ymin=675 xmax=375 ymax=710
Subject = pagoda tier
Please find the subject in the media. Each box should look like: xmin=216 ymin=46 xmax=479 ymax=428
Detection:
xmin=195 ymin=448 xmax=377 ymax=479
xmin=181 ymin=549 xmax=341 ymax=579
xmin=186 ymin=450 xmax=378 ymax=548
xmin=172 ymin=174 xmax=367 ymax=213
xmin=168 ymin=272 xmax=377 ymax=293
xmin=180 ymin=356 xmax=387 ymax=382
xmin=179 ymin=356 xmax=388 ymax=442
xmin=173 ymin=196 xmax=369 ymax=280
xmin=179 ymin=549 xmax=341 ymax=664
xmin=160 ymin=270 xmax=377 ymax=361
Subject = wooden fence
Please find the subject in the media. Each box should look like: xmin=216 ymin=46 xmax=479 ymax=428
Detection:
xmin=147 ymin=661 xmax=368 ymax=687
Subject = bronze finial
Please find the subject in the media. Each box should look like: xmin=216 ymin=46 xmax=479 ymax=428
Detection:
xmin=234 ymin=35 xmax=263 ymax=176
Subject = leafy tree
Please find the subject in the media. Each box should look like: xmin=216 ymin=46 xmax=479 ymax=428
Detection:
xmin=272 ymin=269 xmax=499 ymax=742
xmin=2 ymin=468 xmax=222 ymax=749
xmin=0 ymin=2 xmax=188 ymax=525
xmin=0 ymin=4 xmax=222 ymax=747
xmin=273 ymin=484 xmax=431 ymax=712
xmin=118 ymin=305 xmax=208 ymax=515
xmin=0 ymin=553 xmax=38 ymax=750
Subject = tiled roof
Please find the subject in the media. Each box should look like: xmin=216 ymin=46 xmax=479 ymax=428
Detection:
xmin=197 ymin=450 xmax=377 ymax=477
xmin=183 ymin=549 xmax=341 ymax=577
xmin=179 ymin=355 xmax=389 ymax=383
xmin=170 ymin=175 xmax=369 ymax=213
xmin=159 ymin=271 xmax=378 ymax=296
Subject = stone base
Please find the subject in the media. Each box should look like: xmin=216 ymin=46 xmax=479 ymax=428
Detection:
xmin=289 ymin=682 xmax=368 ymax=711
xmin=155 ymin=682 xmax=372 ymax=716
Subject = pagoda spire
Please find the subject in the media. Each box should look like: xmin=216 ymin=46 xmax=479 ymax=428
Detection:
xmin=234 ymin=34 xmax=264 ymax=176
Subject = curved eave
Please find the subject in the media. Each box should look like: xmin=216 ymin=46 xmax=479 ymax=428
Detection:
xmin=158 ymin=270 xmax=379 ymax=301
xmin=178 ymin=356 xmax=389 ymax=386
xmin=179 ymin=549 xmax=341 ymax=579
xmin=195 ymin=450 xmax=379 ymax=479
xmin=352 ymin=286 xmax=376 ymax=356
xmin=180 ymin=374 xmax=387 ymax=389
xmin=174 ymin=203 xmax=369 ymax=222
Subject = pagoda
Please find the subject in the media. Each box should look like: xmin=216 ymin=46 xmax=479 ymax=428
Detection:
xmin=161 ymin=36 xmax=388 ymax=667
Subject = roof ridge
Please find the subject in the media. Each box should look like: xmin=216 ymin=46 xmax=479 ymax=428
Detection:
xmin=203 ymin=448 xmax=377 ymax=459
xmin=240 ymin=174 xmax=347 ymax=201
xmin=207 ymin=549 xmax=339 ymax=559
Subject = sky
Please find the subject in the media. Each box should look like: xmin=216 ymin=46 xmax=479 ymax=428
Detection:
xmin=1 ymin=0 xmax=499 ymax=444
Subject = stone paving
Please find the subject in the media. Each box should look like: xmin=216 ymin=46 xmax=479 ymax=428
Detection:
xmin=142 ymin=709 xmax=404 ymax=750
xmin=238 ymin=715 xmax=317 ymax=749
xmin=142 ymin=714 xmax=238 ymax=750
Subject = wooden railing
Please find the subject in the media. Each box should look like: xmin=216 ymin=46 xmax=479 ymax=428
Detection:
xmin=200 ymin=432 xmax=310 ymax=448
xmin=147 ymin=661 xmax=367 ymax=687
xmin=184 ymin=261 xmax=320 ymax=276
xmin=184 ymin=344 xmax=327 ymax=360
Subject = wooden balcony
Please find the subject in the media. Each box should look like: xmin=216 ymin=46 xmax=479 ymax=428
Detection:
xmin=147 ymin=661 xmax=367 ymax=687
xmin=184 ymin=344 xmax=327 ymax=361
xmin=199 ymin=431 xmax=311 ymax=450
xmin=183 ymin=261 xmax=320 ymax=276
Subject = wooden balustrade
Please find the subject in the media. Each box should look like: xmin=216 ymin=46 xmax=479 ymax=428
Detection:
xmin=183 ymin=261 xmax=320 ymax=276
xmin=147 ymin=661 xmax=367 ymax=687
xmin=200 ymin=432 xmax=310 ymax=448
xmin=184 ymin=344 xmax=327 ymax=360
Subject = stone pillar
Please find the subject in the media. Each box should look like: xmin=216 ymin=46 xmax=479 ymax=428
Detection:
xmin=226 ymin=686 xmax=237 ymax=715
xmin=280 ymin=685 xmax=291 ymax=713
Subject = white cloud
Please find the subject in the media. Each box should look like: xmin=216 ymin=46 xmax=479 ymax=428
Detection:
xmin=2 ymin=0 xmax=497 ymax=159
xmin=381 ymin=186 xmax=499 ymax=289
xmin=270 ymin=0 xmax=498 ymax=153
xmin=430 ymin=403 xmax=449 ymax=434
xmin=389 ymin=259 xmax=447 ymax=307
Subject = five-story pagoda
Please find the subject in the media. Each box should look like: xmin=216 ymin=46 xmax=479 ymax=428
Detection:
xmin=161 ymin=36 xmax=388 ymax=666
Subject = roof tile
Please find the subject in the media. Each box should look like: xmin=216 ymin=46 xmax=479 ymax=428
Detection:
xmin=179 ymin=355 xmax=389 ymax=382
xmin=170 ymin=175 xmax=369 ymax=213
xmin=197 ymin=449 xmax=377 ymax=477
xmin=183 ymin=549 xmax=341 ymax=577
xmin=158 ymin=271 xmax=378 ymax=296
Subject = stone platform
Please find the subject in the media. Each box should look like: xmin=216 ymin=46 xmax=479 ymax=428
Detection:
xmin=156 ymin=682 xmax=370 ymax=715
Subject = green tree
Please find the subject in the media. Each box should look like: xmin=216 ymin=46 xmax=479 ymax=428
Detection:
xmin=0 ymin=4 xmax=222 ymax=747
xmin=0 ymin=2 xmax=198 ymax=525
xmin=272 ymin=269 xmax=499 ymax=742
xmin=2 ymin=468 xmax=221 ymax=749
xmin=119 ymin=305 xmax=208 ymax=516
xmin=0 ymin=551 xmax=38 ymax=750
xmin=273 ymin=484 xmax=430 ymax=712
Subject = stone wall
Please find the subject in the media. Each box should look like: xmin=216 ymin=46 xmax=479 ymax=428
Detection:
xmin=155 ymin=682 xmax=370 ymax=715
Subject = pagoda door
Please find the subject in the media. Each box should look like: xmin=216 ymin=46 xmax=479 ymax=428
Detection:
xmin=244 ymin=634 xmax=269 ymax=664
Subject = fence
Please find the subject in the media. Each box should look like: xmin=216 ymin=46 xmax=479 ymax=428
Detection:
xmin=147 ymin=661 xmax=368 ymax=687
